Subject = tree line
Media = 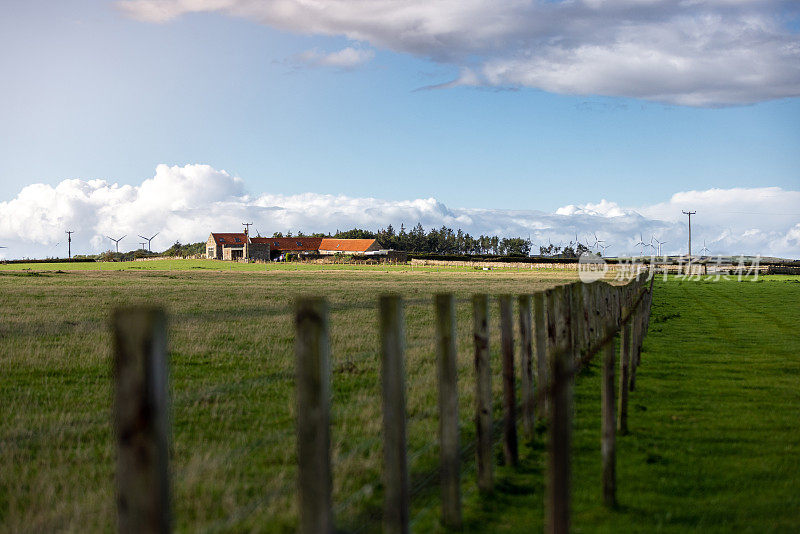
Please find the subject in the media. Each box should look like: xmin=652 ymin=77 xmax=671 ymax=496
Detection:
xmin=88 ymin=225 xmax=592 ymax=259
xmin=272 ymin=223 xmax=593 ymax=257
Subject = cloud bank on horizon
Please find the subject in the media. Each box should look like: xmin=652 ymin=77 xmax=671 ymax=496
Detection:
xmin=1 ymin=164 xmax=798 ymax=260
xmin=116 ymin=0 xmax=800 ymax=106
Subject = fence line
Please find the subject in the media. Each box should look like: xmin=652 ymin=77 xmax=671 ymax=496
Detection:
xmin=110 ymin=273 xmax=655 ymax=532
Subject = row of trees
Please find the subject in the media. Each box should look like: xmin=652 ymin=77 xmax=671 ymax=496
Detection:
xmin=88 ymin=227 xmax=595 ymax=259
xmin=273 ymin=224 xmax=592 ymax=257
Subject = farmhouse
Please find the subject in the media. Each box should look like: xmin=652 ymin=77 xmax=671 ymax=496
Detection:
xmin=206 ymin=231 xmax=382 ymax=261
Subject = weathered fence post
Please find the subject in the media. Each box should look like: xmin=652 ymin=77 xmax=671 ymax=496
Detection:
xmin=112 ymin=306 xmax=171 ymax=534
xmin=617 ymin=288 xmax=631 ymax=435
xmin=435 ymin=293 xmax=461 ymax=528
xmin=580 ymin=282 xmax=594 ymax=352
xmin=518 ymin=294 xmax=536 ymax=440
xmin=545 ymin=285 xmax=573 ymax=534
xmin=533 ymin=291 xmax=548 ymax=418
xmin=599 ymin=285 xmax=617 ymax=507
xmin=569 ymin=282 xmax=585 ymax=368
xmin=472 ymin=294 xmax=494 ymax=493
xmin=295 ymin=298 xmax=333 ymax=534
xmin=629 ymin=290 xmax=641 ymax=392
xmin=499 ymin=295 xmax=519 ymax=467
xmin=380 ymin=295 xmax=409 ymax=534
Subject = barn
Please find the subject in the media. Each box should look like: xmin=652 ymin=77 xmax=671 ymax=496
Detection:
xmin=206 ymin=232 xmax=382 ymax=261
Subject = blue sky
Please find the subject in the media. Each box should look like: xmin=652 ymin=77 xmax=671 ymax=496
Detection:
xmin=1 ymin=0 xmax=799 ymax=258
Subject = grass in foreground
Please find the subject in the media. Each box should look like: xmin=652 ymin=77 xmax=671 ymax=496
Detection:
xmin=0 ymin=267 xmax=576 ymax=532
xmin=414 ymin=275 xmax=800 ymax=532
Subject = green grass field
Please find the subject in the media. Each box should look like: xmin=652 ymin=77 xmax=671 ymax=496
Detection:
xmin=1 ymin=264 xmax=798 ymax=532
xmin=0 ymin=258 xmax=573 ymax=274
xmin=418 ymin=275 xmax=800 ymax=533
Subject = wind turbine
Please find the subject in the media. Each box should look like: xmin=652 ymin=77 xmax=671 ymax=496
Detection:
xmin=105 ymin=235 xmax=126 ymax=253
xmin=700 ymin=240 xmax=711 ymax=257
xmin=653 ymin=237 xmax=666 ymax=256
xmin=646 ymin=236 xmax=657 ymax=256
xmin=583 ymin=233 xmax=595 ymax=252
xmin=594 ymin=232 xmax=605 ymax=251
xmin=599 ymin=242 xmax=611 ymax=256
xmin=138 ymin=232 xmax=159 ymax=252
xmin=635 ymin=233 xmax=647 ymax=256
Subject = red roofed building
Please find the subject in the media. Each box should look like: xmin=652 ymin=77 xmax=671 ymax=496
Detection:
xmin=206 ymin=232 xmax=380 ymax=261
xmin=319 ymin=238 xmax=381 ymax=254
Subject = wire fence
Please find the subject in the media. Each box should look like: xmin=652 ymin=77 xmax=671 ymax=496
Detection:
xmin=106 ymin=271 xmax=654 ymax=533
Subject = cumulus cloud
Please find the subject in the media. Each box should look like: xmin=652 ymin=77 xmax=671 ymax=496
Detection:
xmin=1 ymin=164 xmax=798 ymax=259
xmin=295 ymin=47 xmax=375 ymax=69
xmin=116 ymin=0 xmax=800 ymax=106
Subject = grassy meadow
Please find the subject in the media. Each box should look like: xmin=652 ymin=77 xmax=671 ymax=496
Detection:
xmin=1 ymin=262 xmax=798 ymax=532
xmin=0 ymin=264 xmax=578 ymax=532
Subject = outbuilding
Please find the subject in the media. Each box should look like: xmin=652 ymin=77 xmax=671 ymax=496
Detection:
xmin=206 ymin=232 xmax=381 ymax=261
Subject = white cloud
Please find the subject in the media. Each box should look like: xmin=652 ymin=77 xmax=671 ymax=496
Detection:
xmin=1 ymin=164 xmax=798 ymax=259
xmin=295 ymin=47 xmax=375 ymax=69
xmin=115 ymin=0 xmax=800 ymax=106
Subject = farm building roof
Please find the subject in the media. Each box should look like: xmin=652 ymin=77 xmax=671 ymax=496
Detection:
xmin=250 ymin=237 xmax=323 ymax=251
xmin=210 ymin=233 xmax=247 ymax=245
xmin=319 ymin=238 xmax=378 ymax=253
xmin=210 ymin=233 xmax=379 ymax=253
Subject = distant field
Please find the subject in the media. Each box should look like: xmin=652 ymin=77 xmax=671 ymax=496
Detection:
xmin=0 ymin=258 xmax=576 ymax=273
xmin=1 ymin=269 xmax=798 ymax=532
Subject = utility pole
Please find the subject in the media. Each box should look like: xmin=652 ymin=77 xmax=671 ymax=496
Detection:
xmin=682 ymin=211 xmax=696 ymax=257
xmin=242 ymin=222 xmax=253 ymax=238
xmin=65 ymin=230 xmax=74 ymax=259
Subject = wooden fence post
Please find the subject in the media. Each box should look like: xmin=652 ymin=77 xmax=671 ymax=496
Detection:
xmin=499 ymin=295 xmax=519 ymax=467
xmin=569 ymin=282 xmax=585 ymax=367
xmin=380 ymin=295 xmax=409 ymax=534
xmin=295 ymin=298 xmax=333 ymax=534
xmin=600 ymin=285 xmax=617 ymax=508
xmin=545 ymin=285 xmax=573 ymax=534
xmin=518 ymin=294 xmax=535 ymax=440
xmin=112 ymin=306 xmax=171 ymax=534
xmin=629 ymin=292 xmax=641 ymax=392
xmin=580 ymin=282 xmax=595 ymax=350
xmin=472 ymin=294 xmax=494 ymax=493
xmin=533 ymin=291 xmax=548 ymax=418
xmin=435 ymin=293 xmax=462 ymax=528
xmin=617 ymin=288 xmax=631 ymax=435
